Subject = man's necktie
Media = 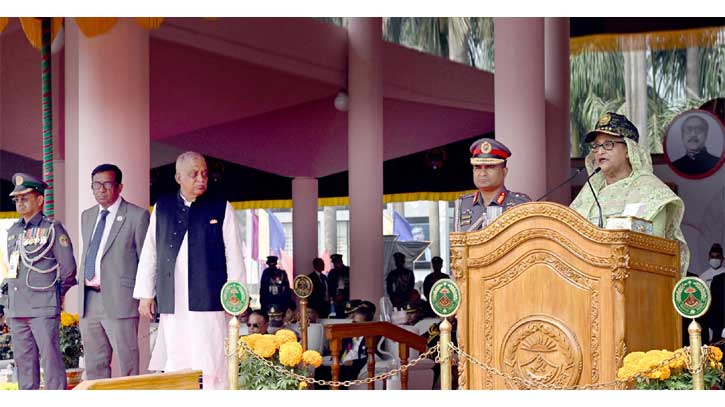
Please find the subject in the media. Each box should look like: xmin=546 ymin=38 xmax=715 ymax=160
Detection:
xmin=84 ymin=209 xmax=109 ymax=281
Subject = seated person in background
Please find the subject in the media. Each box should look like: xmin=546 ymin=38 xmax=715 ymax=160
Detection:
xmin=343 ymin=300 xmax=377 ymax=320
xmin=239 ymin=308 xmax=250 ymax=326
xmin=314 ymin=304 xmax=379 ymax=389
xmin=267 ymin=304 xmax=285 ymax=333
xmin=246 ymin=310 xmax=269 ymax=335
xmin=386 ymin=252 xmax=416 ymax=310
xmin=284 ymin=302 xmax=298 ymax=327
xmin=402 ymin=300 xmax=424 ymax=326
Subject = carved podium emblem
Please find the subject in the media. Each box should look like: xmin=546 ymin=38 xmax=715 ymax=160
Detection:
xmin=501 ymin=315 xmax=583 ymax=389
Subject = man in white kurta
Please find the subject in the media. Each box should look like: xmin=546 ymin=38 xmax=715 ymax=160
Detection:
xmin=133 ymin=152 xmax=245 ymax=389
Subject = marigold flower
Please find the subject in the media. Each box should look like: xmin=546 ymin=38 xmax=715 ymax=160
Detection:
xmin=709 ymin=346 xmax=723 ymax=362
xmin=263 ymin=334 xmax=280 ymax=350
xmin=616 ymin=365 xmax=638 ymax=380
xmin=60 ymin=311 xmax=77 ymax=327
xmin=241 ymin=333 xmax=263 ymax=350
xmin=302 ymin=350 xmax=323 ymax=368
xmin=279 ymin=341 xmax=303 ymax=367
xmin=646 ymin=366 xmax=671 ymax=381
xmin=623 ymin=351 xmax=645 ymax=366
xmin=274 ymin=329 xmax=298 ymax=346
xmin=253 ymin=336 xmax=278 ymax=358
xmin=298 ymin=381 xmax=308 ymax=390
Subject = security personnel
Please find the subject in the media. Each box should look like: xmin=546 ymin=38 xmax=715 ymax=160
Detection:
xmin=259 ymin=256 xmax=292 ymax=315
xmin=4 ymin=173 xmax=77 ymax=390
xmin=454 ymin=139 xmax=531 ymax=232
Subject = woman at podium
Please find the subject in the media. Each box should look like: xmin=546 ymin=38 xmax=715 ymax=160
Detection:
xmin=570 ymin=112 xmax=689 ymax=273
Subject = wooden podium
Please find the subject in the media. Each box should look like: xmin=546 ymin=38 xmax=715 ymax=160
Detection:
xmin=449 ymin=202 xmax=682 ymax=389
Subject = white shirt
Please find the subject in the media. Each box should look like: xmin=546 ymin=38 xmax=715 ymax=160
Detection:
xmin=698 ymin=266 xmax=725 ymax=288
xmin=84 ymin=197 xmax=122 ymax=288
xmin=133 ymin=196 xmax=245 ymax=390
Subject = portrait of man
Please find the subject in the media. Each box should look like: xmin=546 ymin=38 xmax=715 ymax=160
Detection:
xmin=665 ymin=109 xmax=725 ymax=179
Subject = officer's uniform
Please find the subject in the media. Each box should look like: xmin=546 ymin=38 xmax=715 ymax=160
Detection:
xmin=454 ymin=139 xmax=531 ymax=232
xmin=3 ymin=173 xmax=77 ymax=390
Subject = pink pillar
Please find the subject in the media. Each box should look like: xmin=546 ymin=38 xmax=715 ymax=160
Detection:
xmin=494 ymin=18 xmax=546 ymax=199
xmin=65 ymin=18 xmax=151 ymax=374
xmin=347 ymin=18 xmax=384 ymax=304
xmin=292 ymin=177 xmax=318 ymax=278
xmin=545 ymin=18 xmax=571 ymax=204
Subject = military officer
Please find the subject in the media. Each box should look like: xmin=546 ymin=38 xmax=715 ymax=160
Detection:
xmin=454 ymin=138 xmax=531 ymax=232
xmin=3 ymin=173 xmax=77 ymax=390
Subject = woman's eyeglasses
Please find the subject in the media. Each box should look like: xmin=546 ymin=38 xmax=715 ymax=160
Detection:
xmin=589 ymin=140 xmax=626 ymax=152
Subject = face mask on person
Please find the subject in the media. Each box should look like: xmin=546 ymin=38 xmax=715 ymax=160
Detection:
xmin=710 ymin=258 xmax=722 ymax=269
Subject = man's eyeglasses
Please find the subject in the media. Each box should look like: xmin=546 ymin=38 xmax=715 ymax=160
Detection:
xmin=91 ymin=181 xmax=117 ymax=191
xmin=246 ymin=323 xmax=260 ymax=328
xmin=589 ymin=140 xmax=626 ymax=152
xmin=11 ymin=196 xmax=32 ymax=204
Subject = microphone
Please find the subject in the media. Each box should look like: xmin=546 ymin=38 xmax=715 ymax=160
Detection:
xmin=585 ymin=167 xmax=604 ymax=228
xmin=536 ymin=167 xmax=585 ymax=202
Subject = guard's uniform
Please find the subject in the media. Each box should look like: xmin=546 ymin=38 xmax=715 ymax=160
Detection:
xmin=3 ymin=173 xmax=77 ymax=390
xmin=454 ymin=189 xmax=531 ymax=232
xmin=453 ymin=139 xmax=531 ymax=232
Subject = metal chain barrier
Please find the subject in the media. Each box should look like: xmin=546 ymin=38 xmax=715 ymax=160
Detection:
xmin=448 ymin=342 xmax=717 ymax=390
xmin=235 ymin=339 xmax=440 ymax=388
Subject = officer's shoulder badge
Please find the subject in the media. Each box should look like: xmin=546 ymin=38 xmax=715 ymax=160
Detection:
xmin=59 ymin=235 xmax=70 ymax=247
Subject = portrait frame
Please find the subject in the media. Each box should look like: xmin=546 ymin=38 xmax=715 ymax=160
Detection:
xmin=663 ymin=109 xmax=725 ymax=180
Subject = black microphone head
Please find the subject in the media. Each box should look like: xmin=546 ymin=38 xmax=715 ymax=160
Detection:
xmin=593 ymin=167 xmax=602 ymax=174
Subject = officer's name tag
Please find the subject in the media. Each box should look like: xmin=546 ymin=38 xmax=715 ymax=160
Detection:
xmin=7 ymin=251 xmax=19 ymax=279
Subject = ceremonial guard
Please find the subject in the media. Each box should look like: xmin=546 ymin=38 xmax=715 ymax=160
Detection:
xmin=3 ymin=173 xmax=77 ymax=389
xmin=454 ymin=139 xmax=531 ymax=232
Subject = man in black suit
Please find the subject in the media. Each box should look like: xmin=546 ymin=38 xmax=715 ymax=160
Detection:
xmin=672 ymin=115 xmax=720 ymax=175
xmin=307 ymin=258 xmax=329 ymax=318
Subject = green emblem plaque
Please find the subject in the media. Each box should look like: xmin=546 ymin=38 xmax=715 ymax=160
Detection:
xmin=293 ymin=275 xmax=313 ymax=299
xmin=220 ymin=281 xmax=249 ymax=316
xmin=430 ymin=279 xmax=461 ymax=318
xmin=672 ymin=277 xmax=711 ymax=319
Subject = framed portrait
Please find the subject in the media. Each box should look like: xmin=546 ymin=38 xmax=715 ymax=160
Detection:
xmin=663 ymin=109 xmax=725 ymax=180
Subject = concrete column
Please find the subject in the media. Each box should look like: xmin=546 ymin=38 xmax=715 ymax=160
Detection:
xmin=348 ymin=18 xmax=384 ymax=304
xmin=623 ymin=50 xmax=648 ymax=151
xmin=428 ymin=201 xmax=440 ymax=257
xmin=323 ymin=206 xmax=337 ymax=254
xmin=544 ymin=18 xmax=571 ymax=204
xmin=292 ymin=177 xmax=318 ymax=277
xmin=65 ymin=17 xmax=150 ymax=374
xmin=494 ymin=18 xmax=547 ymax=199
xmin=685 ymin=47 xmax=700 ymax=99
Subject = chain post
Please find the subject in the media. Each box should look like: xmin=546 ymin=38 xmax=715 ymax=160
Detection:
xmin=439 ymin=317 xmax=452 ymax=390
xmin=300 ymin=298 xmax=309 ymax=350
xmin=688 ymin=320 xmax=705 ymax=390
xmin=227 ymin=315 xmax=240 ymax=390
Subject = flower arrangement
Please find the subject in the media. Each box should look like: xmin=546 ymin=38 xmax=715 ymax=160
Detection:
xmin=237 ymin=329 xmax=322 ymax=390
xmin=617 ymin=346 xmax=724 ymax=390
xmin=59 ymin=311 xmax=83 ymax=369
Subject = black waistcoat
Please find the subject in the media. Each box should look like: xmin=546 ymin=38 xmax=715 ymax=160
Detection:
xmin=155 ymin=191 xmax=227 ymax=313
